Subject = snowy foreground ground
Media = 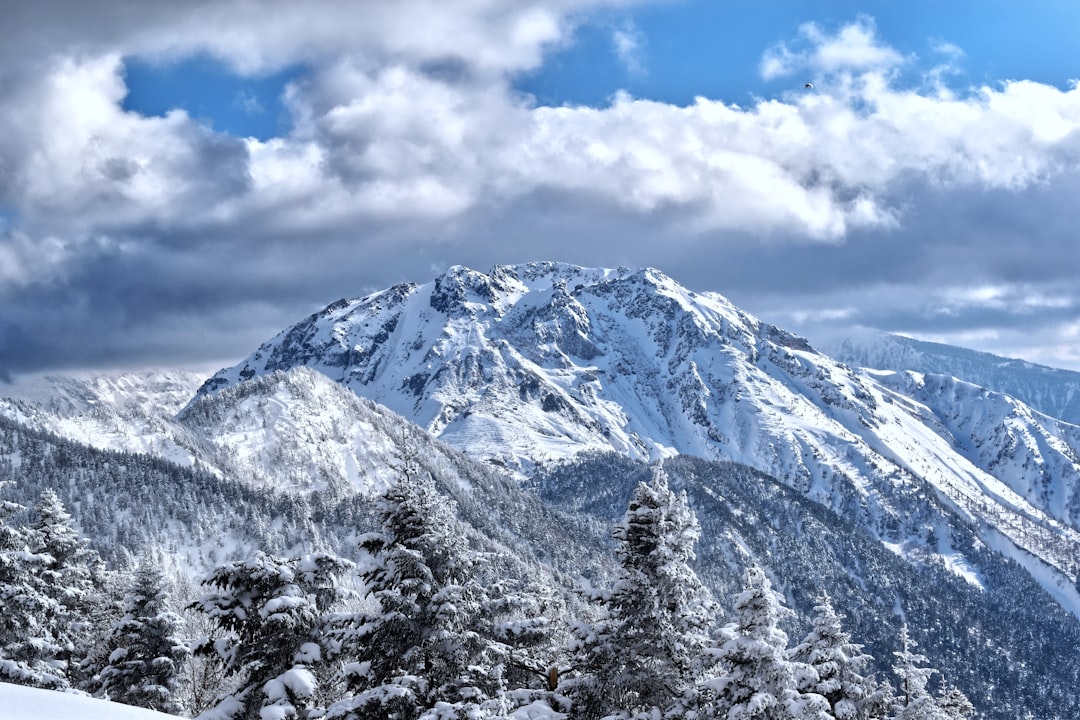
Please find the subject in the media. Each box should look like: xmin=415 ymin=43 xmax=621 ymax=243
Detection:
xmin=2 ymin=682 xmax=181 ymax=720
xmin=0 ymin=683 xmax=567 ymax=720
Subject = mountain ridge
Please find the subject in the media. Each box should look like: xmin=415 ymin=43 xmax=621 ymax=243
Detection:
xmin=820 ymin=329 xmax=1080 ymax=426
xmin=3 ymin=402 xmax=1080 ymax=719
xmin=194 ymin=263 xmax=1080 ymax=614
xmin=7 ymin=285 xmax=1080 ymax=716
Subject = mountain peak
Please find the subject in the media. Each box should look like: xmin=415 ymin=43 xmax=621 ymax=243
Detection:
xmin=197 ymin=262 xmax=796 ymax=468
xmin=16 ymin=261 xmax=1080 ymax=624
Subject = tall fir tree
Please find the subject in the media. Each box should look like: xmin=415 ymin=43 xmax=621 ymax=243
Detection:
xmin=0 ymin=483 xmax=65 ymax=688
xmin=190 ymin=551 xmax=349 ymax=720
xmin=566 ymin=469 xmax=718 ymax=719
xmin=789 ymin=594 xmax=890 ymax=720
xmin=699 ymin=566 xmax=830 ymax=720
xmin=94 ymin=560 xmax=190 ymax=714
xmin=31 ymin=489 xmax=108 ymax=685
xmin=325 ymin=471 xmax=546 ymax=720
xmin=889 ymin=626 xmax=972 ymax=720
xmin=0 ymin=488 xmax=106 ymax=689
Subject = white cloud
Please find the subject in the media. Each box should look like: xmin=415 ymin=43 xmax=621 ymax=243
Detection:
xmin=7 ymin=15 xmax=1080 ymax=281
xmin=5 ymin=5 xmax=1080 ymax=372
xmin=936 ymin=284 xmax=1076 ymax=315
xmin=930 ymin=38 xmax=965 ymax=59
xmin=0 ymin=53 xmax=250 ymax=239
xmin=611 ymin=21 xmax=645 ymax=75
xmin=761 ymin=17 xmax=905 ymax=81
xmin=0 ymin=0 xmax=632 ymax=78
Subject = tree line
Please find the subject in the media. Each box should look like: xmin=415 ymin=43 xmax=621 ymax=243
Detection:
xmin=0 ymin=469 xmax=975 ymax=720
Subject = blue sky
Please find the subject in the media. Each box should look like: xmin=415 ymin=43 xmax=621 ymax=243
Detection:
xmin=124 ymin=1 xmax=1080 ymax=137
xmin=522 ymin=0 xmax=1080 ymax=105
xmin=123 ymin=55 xmax=303 ymax=139
xmin=3 ymin=0 xmax=1080 ymax=376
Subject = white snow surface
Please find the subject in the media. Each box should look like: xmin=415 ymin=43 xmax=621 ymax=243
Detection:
xmin=0 ymin=366 xmax=470 ymax=499
xmin=0 ymin=682 xmax=180 ymax=720
xmin=0 ymin=370 xmax=209 ymax=468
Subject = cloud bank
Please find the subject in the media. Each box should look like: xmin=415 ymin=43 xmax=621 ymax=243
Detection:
xmin=3 ymin=3 xmax=1080 ymax=374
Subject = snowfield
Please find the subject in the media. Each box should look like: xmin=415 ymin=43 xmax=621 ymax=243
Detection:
xmin=0 ymin=682 xmax=568 ymax=720
xmin=1 ymin=682 xmax=181 ymax=720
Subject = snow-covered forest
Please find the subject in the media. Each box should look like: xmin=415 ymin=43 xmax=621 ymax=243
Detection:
xmin=3 ymin=465 xmax=977 ymax=720
xmin=2 ymin=398 xmax=1079 ymax=719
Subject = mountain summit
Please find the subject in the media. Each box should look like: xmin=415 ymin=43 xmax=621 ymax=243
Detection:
xmin=199 ymin=262 xmax=1080 ymax=611
xmin=198 ymin=262 xmax=848 ymax=471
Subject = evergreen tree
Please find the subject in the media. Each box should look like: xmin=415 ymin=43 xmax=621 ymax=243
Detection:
xmin=31 ymin=489 xmax=108 ymax=686
xmin=0 ymin=488 xmax=105 ymax=689
xmin=566 ymin=470 xmax=718 ymax=719
xmin=95 ymin=560 xmax=190 ymax=714
xmin=325 ymin=471 xmax=545 ymax=720
xmin=700 ymin=566 xmax=830 ymax=720
xmin=887 ymin=626 xmax=974 ymax=720
xmin=936 ymin=685 xmax=974 ymax=720
xmin=789 ymin=594 xmax=890 ymax=720
xmin=475 ymin=573 xmax=558 ymax=714
xmin=0 ymin=482 xmax=65 ymax=689
xmin=190 ymin=551 xmax=349 ymax=720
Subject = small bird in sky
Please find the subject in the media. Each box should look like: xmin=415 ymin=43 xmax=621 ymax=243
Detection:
xmin=804 ymin=82 xmax=814 ymax=89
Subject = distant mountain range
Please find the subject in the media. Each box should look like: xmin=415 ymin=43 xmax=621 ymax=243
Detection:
xmin=3 ymin=371 xmax=1078 ymax=718
xmin=820 ymin=330 xmax=1080 ymax=426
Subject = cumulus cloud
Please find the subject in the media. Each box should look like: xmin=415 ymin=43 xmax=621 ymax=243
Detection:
xmin=4 ymin=5 xmax=1080 ymax=373
xmin=0 ymin=0 xmax=629 ymax=78
xmin=760 ymin=16 xmax=905 ymax=81
xmin=0 ymin=53 xmax=250 ymax=240
xmin=15 ymin=11 xmax=1079 ymax=253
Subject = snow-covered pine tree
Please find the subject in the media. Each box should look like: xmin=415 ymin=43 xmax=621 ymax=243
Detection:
xmin=699 ymin=566 xmax=830 ymax=720
xmin=0 ymin=482 xmax=67 ymax=689
xmin=0 ymin=488 xmax=107 ymax=689
xmin=94 ymin=560 xmax=190 ymax=714
xmin=477 ymin=573 xmax=558 ymax=713
xmin=325 ymin=471 xmax=541 ymax=720
xmin=887 ymin=625 xmax=974 ymax=720
xmin=190 ymin=551 xmax=349 ymax=720
xmin=35 ymin=489 xmax=113 ymax=683
xmin=789 ymin=593 xmax=890 ymax=720
xmin=936 ymin=685 xmax=974 ymax=720
xmin=565 ymin=469 xmax=718 ymax=719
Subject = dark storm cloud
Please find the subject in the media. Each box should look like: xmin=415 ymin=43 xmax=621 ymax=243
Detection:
xmin=0 ymin=219 xmax=484 ymax=375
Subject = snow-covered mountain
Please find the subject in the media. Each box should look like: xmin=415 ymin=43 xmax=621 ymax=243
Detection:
xmin=0 ymin=366 xmax=561 ymax=505
xmin=820 ymin=329 xmax=1080 ymax=425
xmin=196 ymin=262 xmax=1080 ymax=613
xmin=8 ymin=277 xmax=1080 ymax=716
xmin=0 ymin=367 xmax=614 ymax=580
xmin=0 ymin=370 xmax=208 ymax=468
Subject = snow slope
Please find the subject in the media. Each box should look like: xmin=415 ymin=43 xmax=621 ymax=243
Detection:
xmin=821 ymin=329 xmax=1080 ymax=425
xmin=0 ymin=367 xmax=487 ymax=498
xmin=195 ymin=264 xmax=1080 ymax=596
xmin=0 ymin=371 xmax=208 ymax=468
xmin=0 ymin=682 xmax=180 ymax=720
xmin=0 ymin=682 xmax=567 ymax=720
